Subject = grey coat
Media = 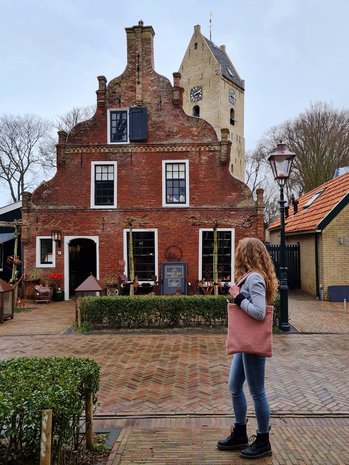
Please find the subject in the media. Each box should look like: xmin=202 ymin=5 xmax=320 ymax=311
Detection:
xmin=237 ymin=272 xmax=266 ymax=320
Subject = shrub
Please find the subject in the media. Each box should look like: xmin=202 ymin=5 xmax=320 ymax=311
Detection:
xmin=78 ymin=295 xmax=229 ymax=329
xmin=0 ymin=357 xmax=100 ymax=464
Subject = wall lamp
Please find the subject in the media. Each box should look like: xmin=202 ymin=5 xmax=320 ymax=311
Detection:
xmin=51 ymin=230 xmax=62 ymax=248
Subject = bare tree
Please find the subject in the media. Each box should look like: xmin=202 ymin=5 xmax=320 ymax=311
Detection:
xmin=245 ymin=145 xmax=280 ymax=225
xmin=40 ymin=105 xmax=96 ymax=170
xmin=53 ymin=105 xmax=96 ymax=134
xmin=245 ymin=147 xmax=268 ymax=196
xmin=0 ymin=114 xmax=51 ymax=202
xmin=262 ymin=102 xmax=349 ymax=193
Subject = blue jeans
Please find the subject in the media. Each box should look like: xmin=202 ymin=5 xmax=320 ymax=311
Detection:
xmin=228 ymin=352 xmax=270 ymax=434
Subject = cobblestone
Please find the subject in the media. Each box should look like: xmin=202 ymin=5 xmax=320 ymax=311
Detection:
xmin=0 ymin=291 xmax=348 ymax=464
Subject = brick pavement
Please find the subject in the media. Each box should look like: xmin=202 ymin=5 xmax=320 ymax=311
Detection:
xmin=0 ymin=292 xmax=349 ymax=464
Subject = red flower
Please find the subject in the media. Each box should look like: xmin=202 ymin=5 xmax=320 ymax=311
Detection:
xmin=50 ymin=272 xmax=63 ymax=282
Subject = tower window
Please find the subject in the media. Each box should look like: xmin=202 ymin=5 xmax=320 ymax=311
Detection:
xmin=193 ymin=105 xmax=200 ymax=117
xmin=230 ymin=108 xmax=235 ymax=125
xmin=194 ymin=42 xmax=198 ymax=49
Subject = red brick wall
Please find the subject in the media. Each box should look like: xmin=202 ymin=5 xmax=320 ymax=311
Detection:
xmin=21 ymin=23 xmax=263 ymax=294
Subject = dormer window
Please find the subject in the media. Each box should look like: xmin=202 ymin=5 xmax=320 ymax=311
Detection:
xmin=303 ymin=190 xmax=324 ymax=209
xmin=193 ymin=105 xmax=200 ymax=117
xmin=108 ymin=108 xmax=148 ymax=144
xmin=230 ymin=108 xmax=235 ymax=125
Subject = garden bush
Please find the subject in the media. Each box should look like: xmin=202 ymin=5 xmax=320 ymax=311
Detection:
xmin=78 ymin=294 xmax=281 ymax=331
xmin=78 ymin=295 xmax=229 ymax=329
xmin=0 ymin=356 xmax=100 ymax=465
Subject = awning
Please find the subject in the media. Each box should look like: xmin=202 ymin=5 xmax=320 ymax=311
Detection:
xmin=0 ymin=233 xmax=15 ymax=244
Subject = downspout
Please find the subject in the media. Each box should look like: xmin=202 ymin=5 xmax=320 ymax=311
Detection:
xmin=314 ymin=232 xmax=320 ymax=299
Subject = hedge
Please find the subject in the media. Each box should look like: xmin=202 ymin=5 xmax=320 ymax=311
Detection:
xmin=78 ymin=294 xmax=281 ymax=331
xmin=78 ymin=295 xmax=229 ymax=329
xmin=0 ymin=357 xmax=100 ymax=465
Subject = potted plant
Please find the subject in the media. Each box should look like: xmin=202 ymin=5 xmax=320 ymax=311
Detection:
xmin=50 ymin=272 xmax=64 ymax=301
xmin=23 ymin=268 xmax=43 ymax=299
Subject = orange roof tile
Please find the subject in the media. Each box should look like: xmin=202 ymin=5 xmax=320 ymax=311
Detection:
xmin=269 ymin=172 xmax=349 ymax=234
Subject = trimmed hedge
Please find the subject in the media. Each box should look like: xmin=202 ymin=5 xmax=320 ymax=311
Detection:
xmin=0 ymin=357 xmax=100 ymax=464
xmin=79 ymin=295 xmax=229 ymax=329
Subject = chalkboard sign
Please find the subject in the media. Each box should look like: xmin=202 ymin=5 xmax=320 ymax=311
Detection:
xmin=161 ymin=262 xmax=187 ymax=295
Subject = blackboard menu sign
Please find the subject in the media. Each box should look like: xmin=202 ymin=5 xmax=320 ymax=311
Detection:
xmin=161 ymin=262 xmax=187 ymax=295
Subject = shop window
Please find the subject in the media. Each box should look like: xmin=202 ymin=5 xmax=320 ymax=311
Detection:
xmin=199 ymin=229 xmax=234 ymax=281
xmin=124 ymin=229 xmax=158 ymax=282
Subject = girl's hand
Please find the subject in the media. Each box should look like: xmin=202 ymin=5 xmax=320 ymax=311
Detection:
xmin=229 ymin=283 xmax=240 ymax=298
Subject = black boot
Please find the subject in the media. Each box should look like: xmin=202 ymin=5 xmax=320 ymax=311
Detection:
xmin=240 ymin=432 xmax=272 ymax=459
xmin=217 ymin=423 xmax=248 ymax=450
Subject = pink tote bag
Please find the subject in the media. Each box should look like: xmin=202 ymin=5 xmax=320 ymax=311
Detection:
xmin=226 ymin=303 xmax=273 ymax=357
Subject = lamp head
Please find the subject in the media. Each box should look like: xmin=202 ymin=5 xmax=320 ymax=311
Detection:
xmin=268 ymin=141 xmax=295 ymax=186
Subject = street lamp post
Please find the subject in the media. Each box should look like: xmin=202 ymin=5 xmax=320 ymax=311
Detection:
xmin=268 ymin=141 xmax=296 ymax=331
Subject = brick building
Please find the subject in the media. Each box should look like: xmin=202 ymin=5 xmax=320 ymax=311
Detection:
xmin=269 ymin=172 xmax=349 ymax=300
xmin=21 ymin=22 xmax=264 ymax=299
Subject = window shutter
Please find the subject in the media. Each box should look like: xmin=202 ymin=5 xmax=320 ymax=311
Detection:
xmin=129 ymin=107 xmax=148 ymax=141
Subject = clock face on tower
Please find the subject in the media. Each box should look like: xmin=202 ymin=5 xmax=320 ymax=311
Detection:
xmin=228 ymin=89 xmax=236 ymax=105
xmin=190 ymin=86 xmax=203 ymax=102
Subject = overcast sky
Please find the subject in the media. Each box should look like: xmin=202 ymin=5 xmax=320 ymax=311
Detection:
xmin=0 ymin=0 xmax=348 ymax=206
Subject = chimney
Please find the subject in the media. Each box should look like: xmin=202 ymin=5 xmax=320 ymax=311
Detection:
xmin=125 ymin=22 xmax=155 ymax=71
xmin=291 ymin=194 xmax=299 ymax=214
xmin=256 ymin=188 xmax=265 ymax=240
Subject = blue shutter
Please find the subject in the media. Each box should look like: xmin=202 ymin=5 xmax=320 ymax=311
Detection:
xmin=129 ymin=107 xmax=148 ymax=141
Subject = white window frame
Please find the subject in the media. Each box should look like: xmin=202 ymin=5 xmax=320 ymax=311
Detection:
xmin=36 ymin=236 xmax=56 ymax=268
xmin=90 ymin=161 xmax=117 ymax=209
xmin=108 ymin=108 xmax=129 ymax=144
xmin=123 ymin=228 xmax=158 ymax=284
xmin=198 ymin=228 xmax=235 ymax=282
xmin=162 ymin=160 xmax=189 ymax=208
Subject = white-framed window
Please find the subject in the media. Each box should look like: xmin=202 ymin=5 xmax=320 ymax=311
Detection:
xmin=198 ymin=228 xmax=235 ymax=282
xmin=90 ymin=161 xmax=117 ymax=208
xmin=123 ymin=229 xmax=158 ymax=282
xmin=108 ymin=108 xmax=148 ymax=144
xmin=36 ymin=236 xmax=55 ymax=268
xmin=162 ymin=160 xmax=189 ymax=207
xmin=108 ymin=109 xmax=128 ymax=143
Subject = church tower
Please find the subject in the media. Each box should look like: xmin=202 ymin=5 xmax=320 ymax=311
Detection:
xmin=179 ymin=25 xmax=245 ymax=181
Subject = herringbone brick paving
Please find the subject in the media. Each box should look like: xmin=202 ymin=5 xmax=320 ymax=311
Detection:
xmin=1 ymin=291 xmax=349 ymax=464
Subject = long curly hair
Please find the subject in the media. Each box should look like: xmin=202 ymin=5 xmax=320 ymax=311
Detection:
xmin=235 ymin=237 xmax=279 ymax=304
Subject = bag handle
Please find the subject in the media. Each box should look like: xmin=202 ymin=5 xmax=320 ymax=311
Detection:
xmin=235 ymin=272 xmax=254 ymax=287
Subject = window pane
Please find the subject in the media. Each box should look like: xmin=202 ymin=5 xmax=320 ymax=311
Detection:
xmin=40 ymin=239 xmax=53 ymax=264
xmin=165 ymin=163 xmax=187 ymax=204
xmin=201 ymin=231 xmax=232 ymax=281
xmin=95 ymin=165 xmax=114 ymax=205
xmin=127 ymin=231 xmax=155 ymax=281
xmin=110 ymin=110 xmax=128 ymax=142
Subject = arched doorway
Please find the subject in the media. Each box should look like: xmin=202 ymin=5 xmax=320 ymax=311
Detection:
xmin=68 ymin=238 xmax=97 ymax=297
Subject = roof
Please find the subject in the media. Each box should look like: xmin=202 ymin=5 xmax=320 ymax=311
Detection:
xmin=74 ymin=275 xmax=106 ymax=292
xmin=204 ymin=37 xmax=245 ymax=90
xmin=269 ymin=172 xmax=349 ymax=234
xmin=0 ymin=233 xmax=15 ymax=244
xmin=0 ymin=201 xmax=22 ymax=216
xmin=0 ymin=278 xmax=14 ymax=292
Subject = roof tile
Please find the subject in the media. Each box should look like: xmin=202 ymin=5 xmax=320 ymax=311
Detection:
xmin=269 ymin=172 xmax=349 ymax=233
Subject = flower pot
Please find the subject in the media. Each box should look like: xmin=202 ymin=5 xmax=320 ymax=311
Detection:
xmin=52 ymin=288 xmax=65 ymax=301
